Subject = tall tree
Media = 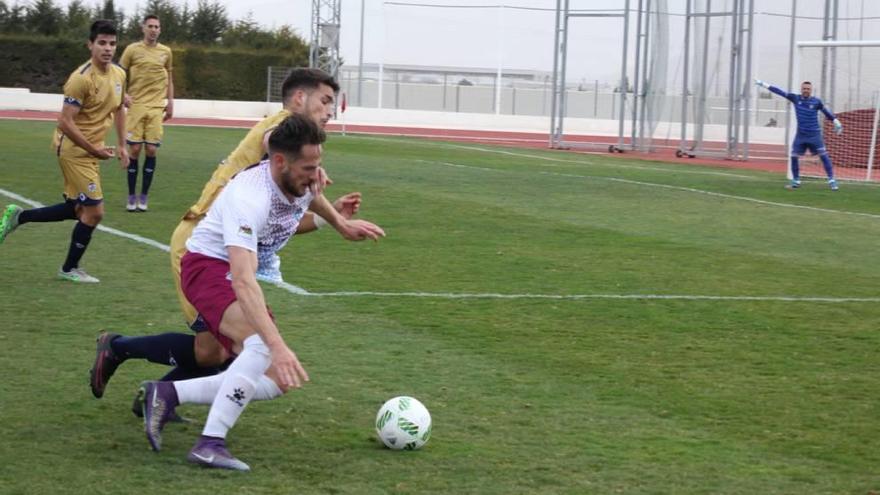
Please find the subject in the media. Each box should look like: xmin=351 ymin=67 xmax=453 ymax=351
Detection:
xmin=140 ymin=0 xmax=190 ymax=43
xmin=190 ymin=0 xmax=228 ymax=44
xmin=0 ymin=2 xmax=28 ymax=33
xmin=101 ymin=0 xmax=115 ymax=20
xmin=95 ymin=0 xmax=125 ymax=28
xmin=25 ymin=0 xmax=63 ymax=36
xmin=63 ymin=0 xmax=92 ymax=38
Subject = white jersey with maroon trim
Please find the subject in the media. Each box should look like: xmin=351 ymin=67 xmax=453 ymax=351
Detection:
xmin=187 ymin=160 xmax=313 ymax=267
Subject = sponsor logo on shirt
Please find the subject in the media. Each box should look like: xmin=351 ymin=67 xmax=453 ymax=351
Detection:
xmin=238 ymin=224 xmax=253 ymax=237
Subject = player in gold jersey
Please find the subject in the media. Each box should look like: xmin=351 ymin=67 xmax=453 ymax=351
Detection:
xmin=119 ymin=14 xmax=174 ymax=212
xmin=90 ymin=69 xmax=364 ymax=410
xmin=0 ymin=20 xmax=127 ymax=283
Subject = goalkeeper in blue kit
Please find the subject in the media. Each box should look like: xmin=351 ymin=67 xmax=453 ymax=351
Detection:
xmin=755 ymin=79 xmax=843 ymax=190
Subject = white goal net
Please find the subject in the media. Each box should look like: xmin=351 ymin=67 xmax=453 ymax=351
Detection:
xmin=793 ymin=41 xmax=880 ymax=182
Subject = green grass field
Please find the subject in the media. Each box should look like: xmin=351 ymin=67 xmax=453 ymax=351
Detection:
xmin=1 ymin=119 xmax=878 ymax=494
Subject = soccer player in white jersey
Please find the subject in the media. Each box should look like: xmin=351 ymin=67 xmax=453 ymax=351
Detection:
xmin=138 ymin=114 xmax=384 ymax=470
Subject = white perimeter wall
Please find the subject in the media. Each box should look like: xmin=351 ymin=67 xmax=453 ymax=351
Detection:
xmin=0 ymin=87 xmax=786 ymax=145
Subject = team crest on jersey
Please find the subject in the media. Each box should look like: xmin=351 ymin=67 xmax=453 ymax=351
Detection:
xmin=115 ymin=82 xmax=122 ymax=95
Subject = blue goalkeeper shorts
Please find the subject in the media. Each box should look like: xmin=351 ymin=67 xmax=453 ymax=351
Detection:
xmin=791 ymin=133 xmax=827 ymax=157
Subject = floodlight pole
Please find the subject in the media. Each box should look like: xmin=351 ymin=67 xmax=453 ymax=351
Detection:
xmin=725 ymin=0 xmax=739 ymax=158
xmin=550 ymin=0 xmax=562 ymax=147
xmin=617 ymin=0 xmax=630 ymax=152
xmin=679 ymin=0 xmax=692 ymax=153
xmin=358 ymin=0 xmax=366 ymax=106
xmin=495 ymin=5 xmax=505 ymax=115
xmin=310 ymin=0 xmax=342 ymax=81
xmin=631 ymin=0 xmax=643 ymax=151
xmin=742 ymin=0 xmax=755 ymax=160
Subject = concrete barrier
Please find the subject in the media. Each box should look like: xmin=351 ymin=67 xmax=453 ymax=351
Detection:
xmin=0 ymin=87 xmax=786 ymax=145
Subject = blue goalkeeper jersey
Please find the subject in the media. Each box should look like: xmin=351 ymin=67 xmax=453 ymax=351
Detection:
xmin=768 ymin=85 xmax=835 ymax=135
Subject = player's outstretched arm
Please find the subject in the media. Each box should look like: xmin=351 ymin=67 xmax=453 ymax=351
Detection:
xmin=298 ymin=192 xmax=362 ymax=234
xmin=228 ymin=246 xmax=309 ymax=389
xmin=754 ymin=78 xmax=791 ymax=100
xmin=309 ymin=194 xmax=385 ymax=241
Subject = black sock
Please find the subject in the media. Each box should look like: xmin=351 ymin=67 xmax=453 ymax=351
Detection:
xmin=127 ymin=158 xmax=139 ymax=196
xmin=18 ymin=200 xmax=77 ymax=225
xmin=110 ymin=332 xmax=198 ymax=368
xmin=61 ymin=221 xmax=94 ymax=272
xmin=159 ymin=364 xmax=220 ymax=382
xmin=141 ymin=156 xmax=156 ymax=195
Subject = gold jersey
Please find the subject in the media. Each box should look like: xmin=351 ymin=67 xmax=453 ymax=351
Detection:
xmin=185 ymin=109 xmax=292 ymax=219
xmin=119 ymin=41 xmax=172 ymax=108
xmin=53 ymin=61 xmax=126 ymax=154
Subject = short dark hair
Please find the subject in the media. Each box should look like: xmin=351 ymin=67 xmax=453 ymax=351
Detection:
xmin=143 ymin=14 xmax=159 ymax=23
xmin=267 ymin=114 xmax=327 ymax=160
xmin=89 ymin=20 xmax=117 ymax=42
xmin=802 ymin=81 xmax=812 ymax=86
xmin=281 ymin=68 xmax=340 ymax=102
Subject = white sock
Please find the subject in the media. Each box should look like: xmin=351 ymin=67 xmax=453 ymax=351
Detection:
xmin=173 ymin=372 xmax=282 ymax=404
xmin=255 ymin=375 xmax=283 ymax=400
xmin=173 ymin=374 xmax=225 ymax=405
xmin=202 ymin=335 xmax=271 ymax=439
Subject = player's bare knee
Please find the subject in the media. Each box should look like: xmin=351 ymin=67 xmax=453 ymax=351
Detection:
xmin=129 ymin=143 xmax=142 ymax=157
xmin=79 ymin=206 xmax=104 ymax=226
xmin=145 ymin=144 xmax=158 ymax=157
xmin=194 ymin=332 xmax=228 ymax=367
xmin=194 ymin=344 xmax=226 ymax=367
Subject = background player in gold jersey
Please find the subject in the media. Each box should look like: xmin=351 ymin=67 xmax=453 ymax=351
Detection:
xmin=119 ymin=14 xmax=174 ymax=212
xmin=0 ymin=20 xmax=127 ymax=283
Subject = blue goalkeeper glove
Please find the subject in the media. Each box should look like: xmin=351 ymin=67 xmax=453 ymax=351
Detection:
xmin=754 ymin=78 xmax=769 ymax=89
xmin=833 ymin=118 xmax=843 ymax=135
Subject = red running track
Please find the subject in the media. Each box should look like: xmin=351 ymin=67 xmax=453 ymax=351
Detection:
xmin=0 ymin=109 xmax=787 ymax=174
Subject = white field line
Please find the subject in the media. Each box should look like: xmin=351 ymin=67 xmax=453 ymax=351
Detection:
xmin=2 ymin=190 xmax=877 ymax=304
xmin=309 ymin=291 xmax=880 ymax=303
xmin=0 ymin=187 xmax=311 ymax=294
xmin=357 ymin=134 xmax=880 ymax=188
xmin=354 ymin=134 xmax=767 ymax=180
xmin=412 ymin=158 xmax=880 ymax=220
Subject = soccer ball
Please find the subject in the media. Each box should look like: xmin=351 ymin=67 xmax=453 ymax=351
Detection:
xmin=375 ymin=396 xmax=432 ymax=450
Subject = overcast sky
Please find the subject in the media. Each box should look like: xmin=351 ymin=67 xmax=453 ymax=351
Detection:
xmin=54 ymin=0 xmax=880 ymax=86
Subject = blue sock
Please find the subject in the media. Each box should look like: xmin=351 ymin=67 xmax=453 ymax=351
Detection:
xmin=127 ymin=157 xmax=139 ymax=196
xmin=110 ymin=332 xmax=198 ymax=368
xmin=790 ymin=156 xmax=800 ymax=181
xmin=820 ymin=153 xmax=834 ymax=180
xmin=18 ymin=200 xmax=77 ymax=225
xmin=62 ymin=221 xmax=94 ymax=272
xmin=141 ymin=156 xmax=156 ymax=195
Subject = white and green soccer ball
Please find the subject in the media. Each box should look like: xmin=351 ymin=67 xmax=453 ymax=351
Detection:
xmin=375 ymin=396 xmax=432 ymax=450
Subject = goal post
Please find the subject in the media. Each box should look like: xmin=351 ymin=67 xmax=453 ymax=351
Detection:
xmin=791 ymin=40 xmax=880 ymax=182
